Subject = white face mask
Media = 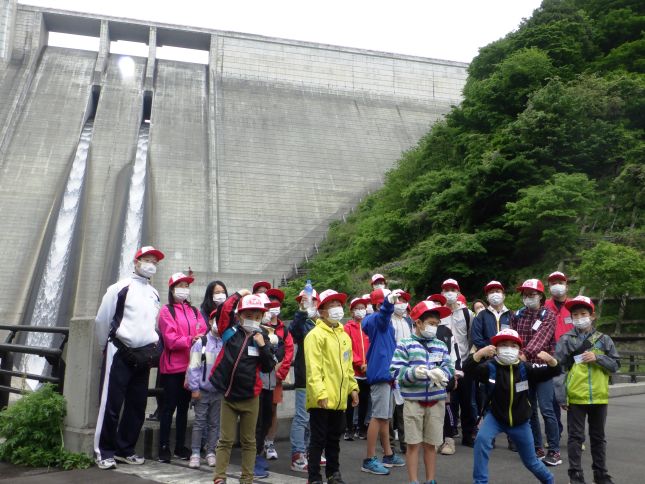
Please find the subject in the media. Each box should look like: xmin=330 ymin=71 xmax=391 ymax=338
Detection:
xmin=137 ymin=261 xmax=156 ymax=278
xmin=444 ymin=291 xmax=458 ymax=304
xmin=549 ymin=284 xmax=567 ymax=297
xmin=306 ymin=307 xmax=318 ymax=319
xmin=487 ymin=293 xmax=505 ymax=307
xmin=174 ymin=287 xmax=190 ymax=302
xmin=573 ymin=316 xmax=592 ymax=330
xmin=261 ymin=311 xmax=272 ymax=324
xmin=373 ymin=284 xmax=385 ymax=290
xmin=213 ymin=293 xmax=227 ymax=305
xmin=241 ymin=318 xmax=260 ymax=332
xmin=394 ymin=303 xmax=407 ymax=316
xmin=497 ymin=347 xmax=519 ymax=365
xmin=353 ymin=309 xmax=367 ymax=319
xmin=420 ymin=324 xmax=437 ymax=339
xmin=523 ymin=295 xmax=541 ymax=310
xmin=366 ymin=304 xmax=374 ymax=315
xmin=327 ymin=307 xmax=344 ymax=322
xmin=269 ymin=307 xmax=281 ymax=318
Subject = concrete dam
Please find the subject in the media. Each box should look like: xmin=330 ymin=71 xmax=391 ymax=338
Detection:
xmin=0 ymin=1 xmax=468 ymax=331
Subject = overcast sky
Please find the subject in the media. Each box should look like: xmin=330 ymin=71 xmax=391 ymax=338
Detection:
xmin=21 ymin=0 xmax=543 ymax=63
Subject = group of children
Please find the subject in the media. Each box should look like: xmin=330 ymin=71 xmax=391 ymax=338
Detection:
xmin=152 ymin=270 xmax=618 ymax=484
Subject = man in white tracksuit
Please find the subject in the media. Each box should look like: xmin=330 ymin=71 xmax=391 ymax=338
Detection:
xmin=93 ymin=246 xmax=164 ymax=469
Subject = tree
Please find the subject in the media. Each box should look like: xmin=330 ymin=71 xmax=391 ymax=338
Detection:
xmin=578 ymin=241 xmax=645 ymax=333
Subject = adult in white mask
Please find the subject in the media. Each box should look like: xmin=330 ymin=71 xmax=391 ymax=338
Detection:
xmin=440 ymin=278 xmax=477 ymax=451
xmin=370 ymin=273 xmax=388 ymax=291
xmin=511 ymin=279 xmax=561 ymax=467
xmin=199 ymin=280 xmax=229 ymax=327
xmin=465 ymin=328 xmax=559 ymax=484
xmin=158 ymin=271 xmax=206 ymax=464
xmin=390 ymin=300 xmax=454 ymax=484
xmin=94 ymin=246 xmax=165 ymax=470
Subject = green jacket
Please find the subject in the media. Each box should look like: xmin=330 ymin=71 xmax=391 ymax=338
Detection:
xmin=554 ymin=328 xmax=619 ymax=405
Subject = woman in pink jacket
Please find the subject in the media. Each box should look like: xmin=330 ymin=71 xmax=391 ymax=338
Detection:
xmin=158 ymin=272 xmax=205 ymax=463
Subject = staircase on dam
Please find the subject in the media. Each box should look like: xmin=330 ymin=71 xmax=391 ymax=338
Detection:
xmin=0 ymin=2 xmax=468 ymax=331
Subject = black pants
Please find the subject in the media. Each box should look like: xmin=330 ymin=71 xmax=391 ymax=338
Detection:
xmin=567 ymin=404 xmax=609 ymax=478
xmin=159 ymin=372 xmax=191 ymax=449
xmin=256 ymin=389 xmax=274 ymax=454
xmin=96 ymin=349 xmax=150 ymax=459
xmin=389 ymin=403 xmax=406 ymax=453
xmin=346 ymin=379 xmax=370 ymax=431
xmin=451 ymin=373 xmax=477 ymax=440
xmin=308 ymin=408 xmax=344 ymax=482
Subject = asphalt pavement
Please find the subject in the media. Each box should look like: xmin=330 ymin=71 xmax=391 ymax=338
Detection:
xmin=2 ymin=393 xmax=644 ymax=483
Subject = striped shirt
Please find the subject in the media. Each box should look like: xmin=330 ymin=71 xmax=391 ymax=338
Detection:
xmin=390 ymin=334 xmax=454 ymax=402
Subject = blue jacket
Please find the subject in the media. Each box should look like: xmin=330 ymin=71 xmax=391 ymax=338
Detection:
xmin=362 ymin=299 xmax=396 ymax=384
xmin=471 ymin=307 xmax=513 ymax=349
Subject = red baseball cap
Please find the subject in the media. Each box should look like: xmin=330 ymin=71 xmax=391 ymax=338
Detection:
xmin=425 ymin=294 xmax=447 ymax=305
xmin=350 ymin=297 xmax=370 ymax=310
xmin=483 ymin=280 xmax=505 ymax=294
xmin=410 ymin=301 xmax=451 ymax=321
xmin=548 ymin=271 xmax=567 ymax=283
xmin=238 ymin=294 xmax=269 ymax=312
xmin=317 ymin=289 xmax=347 ymax=309
xmin=370 ymin=288 xmax=390 ymax=306
xmin=252 ymin=281 xmax=272 ymax=293
xmin=565 ymin=295 xmax=595 ymax=313
xmin=134 ymin=245 xmax=164 ymax=261
xmin=491 ymin=328 xmax=523 ymax=347
xmin=168 ymin=272 xmax=194 ymax=287
xmin=516 ymin=278 xmax=545 ymax=293
xmin=296 ymin=288 xmax=319 ymax=303
xmin=441 ymin=278 xmax=460 ymax=291
xmin=371 ymin=273 xmax=386 ymax=285
xmin=266 ymin=288 xmax=285 ymax=303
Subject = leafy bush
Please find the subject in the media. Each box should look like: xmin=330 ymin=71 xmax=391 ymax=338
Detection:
xmin=0 ymin=384 xmax=93 ymax=469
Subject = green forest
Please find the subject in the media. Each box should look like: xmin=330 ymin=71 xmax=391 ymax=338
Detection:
xmin=280 ymin=0 xmax=645 ymax=322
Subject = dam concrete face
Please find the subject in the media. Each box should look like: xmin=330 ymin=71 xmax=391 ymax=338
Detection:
xmin=0 ymin=2 xmax=467 ymax=325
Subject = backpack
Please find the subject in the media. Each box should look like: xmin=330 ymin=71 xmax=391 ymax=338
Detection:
xmin=478 ymin=360 xmax=528 ymax=423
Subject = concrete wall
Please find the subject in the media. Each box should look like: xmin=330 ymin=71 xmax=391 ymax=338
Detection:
xmin=0 ymin=4 xmax=468 ymax=324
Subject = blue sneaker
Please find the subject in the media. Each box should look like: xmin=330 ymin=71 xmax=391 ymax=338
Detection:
xmin=361 ymin=456 xmax=390 ymax=475
xmin=423 ymin=481 xmax=437 ymax=484
xmin=382 ymin=453 xmax=405 ymax=468
xmin=256 ymin=454 xmax=270 ymax=470
xmin=254 ymin=455 xmax=269 ymax=478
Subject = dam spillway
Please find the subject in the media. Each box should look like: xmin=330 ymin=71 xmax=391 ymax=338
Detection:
xmin=0 ymin=1 xmax=468 ymax=326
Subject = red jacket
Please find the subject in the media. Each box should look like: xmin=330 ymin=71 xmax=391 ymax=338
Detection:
xmin=269 ymin=319 xmax=294 ymax=382
xmin=544 ymin=298 xmax=572 ymax=343
xmin=344 ymin=319 xmax=370 ymax=378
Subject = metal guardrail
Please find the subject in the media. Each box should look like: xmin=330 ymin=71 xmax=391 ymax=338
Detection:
xmin=616 ymin=351 xmax=645 ymax=384
xmin=0 ymin=324 xmax=69 ymax=409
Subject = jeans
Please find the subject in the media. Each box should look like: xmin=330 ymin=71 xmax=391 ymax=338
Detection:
xmin=290 ymin=388 xmax=310 ymax=455
xmin=473 ymin=413 xmax=554 ymax=484
xmin=529 ymin=379 xmax=560 ymax=452
xmin=190 ymin=390 xmax=221 ymax=455
xmin=308 ymin=408 xmax=344 ymax=482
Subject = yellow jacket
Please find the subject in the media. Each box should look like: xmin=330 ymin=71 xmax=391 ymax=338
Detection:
xmin=304 ymin=319 xmax=358 ymax=410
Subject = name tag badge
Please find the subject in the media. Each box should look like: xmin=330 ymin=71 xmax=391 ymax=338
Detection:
xmin=516 ymin=380 xmax=529 ymax=392
xmin=564 ymin=317 xmax=573 ymax=325
xmin=248 ymin=345 xmax=259 ymax=357
xmin=532 ymin=320 xmax=542 ymax=331
xmin=573 ymin=354 xmax=585 ymax=364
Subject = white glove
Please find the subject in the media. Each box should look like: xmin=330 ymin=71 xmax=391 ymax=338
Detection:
xmin=387 ymin=289 xmax=404 ymax=304
xmin=414 ymin=365 xmax=430 ymax=380
xmin=427 ymin=368 xmax=448 ymax=387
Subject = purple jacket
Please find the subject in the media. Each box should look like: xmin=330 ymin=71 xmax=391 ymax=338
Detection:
xmin=186 ymin=331 xmax=223 ymax=393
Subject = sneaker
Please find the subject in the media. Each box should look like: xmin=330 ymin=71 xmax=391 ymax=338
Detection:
xmin=115 ymin=454 xmax=144 ymax=465
xmin=439 ymin=437 xmax=456 ymax=455
xmin=353 ymin=427 xmax=360 ymax=440
xmin=96 ymin=457 xmax=117 ymax=470
xmin=291 ymin=452 xmax=308 ymax=473
xmin=158 ymin=446 xmax=171 ymax=463
xmin=568 ymin=471 xmax=587 ymax=484
xmin=189 ymin=454 xmax=201 ymax=468
xmin=327 ymin=471 xmax=346 ymax=484
xmin=535 ymin=447 xmax=546 ymax=460
xmin=206 ymin=453 xmax=217 ymax=467
xmin=343 ymin=431 xmax=354 ymax=441
xmin=543 ymin=450 xmax=562 ymax=466
xmin=361 ymin=456 xmax=390 ymax=475
xmin=382 ymin=453 xmax=405 ymax=468
xmin=358 ymin=427 xmax=367 ymax=440
xmin=254 ymin=459 xmax=269 ymax=478
xmin=146 ymin=409 xmax=159 ymax=421
xmin=265 ymin=440 xmax=278 ymax=460
xmin=174 ymin=446 xmax=191 ymax=460
xmin=592 ymin=472 xmax=615 ymax=484
xmin=320 ymin=452 xmax=327 ymax=466
xmin=256 ymin=454 xmax=270 ymax=470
